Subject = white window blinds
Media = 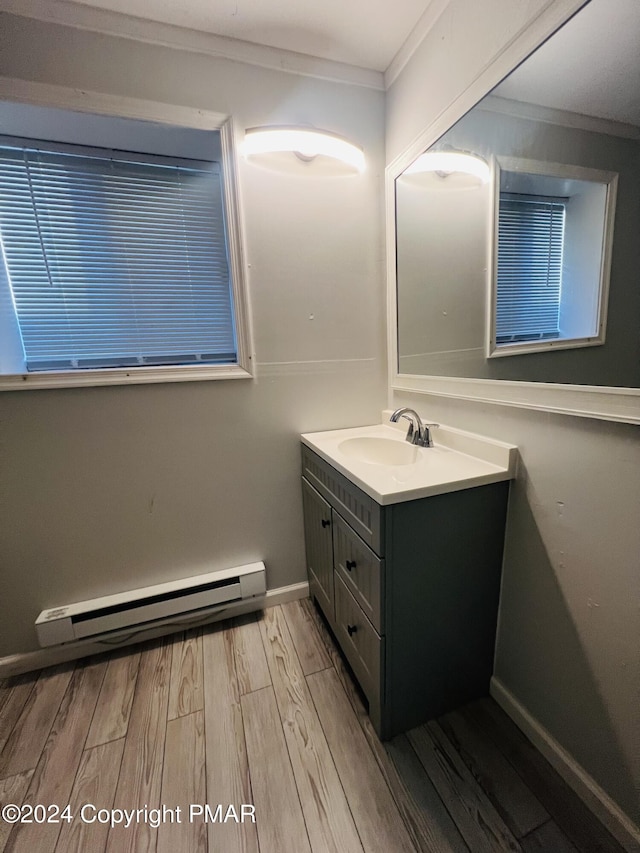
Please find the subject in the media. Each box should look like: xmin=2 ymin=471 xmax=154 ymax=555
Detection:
xmin=0 ymin=138 xmax=237 ymax=371
xmin=496 ymin=194 xmax=565 ymax=344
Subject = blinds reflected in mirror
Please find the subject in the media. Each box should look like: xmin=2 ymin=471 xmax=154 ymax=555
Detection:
xmin=496 ymin=194 xmax=565 ymax=345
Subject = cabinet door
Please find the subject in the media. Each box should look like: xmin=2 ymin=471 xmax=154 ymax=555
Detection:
xmin=302 ymin=478 xmax=334 ymax=618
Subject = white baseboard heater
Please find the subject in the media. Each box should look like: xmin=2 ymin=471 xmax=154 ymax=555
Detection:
xmin=35 ymin=562 xmax=266 ymax=648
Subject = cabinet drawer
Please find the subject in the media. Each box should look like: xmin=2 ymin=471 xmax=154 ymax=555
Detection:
xmin=333 ymin=512 xmax=384 ymax=634
xmin=334 ymin=574 xmax=383 ymax=706
xmin=301 ymin=445 xmax=383 ymax=554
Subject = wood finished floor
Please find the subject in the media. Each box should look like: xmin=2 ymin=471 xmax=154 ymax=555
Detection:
xmin=0 ymin=598 xmax=627 ymax=853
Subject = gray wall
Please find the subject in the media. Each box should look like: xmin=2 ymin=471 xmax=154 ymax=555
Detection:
xmin=0 ymin=14 xmax=387 ymax=657
xmin=387 ymin=0 xmax=640 ymax=827
xmin=396 ymin=171 xmax=489 ymax=373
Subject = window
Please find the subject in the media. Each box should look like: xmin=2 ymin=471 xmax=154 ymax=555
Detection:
xmin=488 ymin=158 xmax=617 ymax=358
xmin=496 ymin=194 xmax=566 ymax=344
xmin=0 ymin=104 xmax=251 ymax=389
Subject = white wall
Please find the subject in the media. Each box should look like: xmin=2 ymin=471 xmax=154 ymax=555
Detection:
xmin=0 ymin=14 xmax=387 ymax=656
xmin=387 ymin=0 xmax=640 ymax=830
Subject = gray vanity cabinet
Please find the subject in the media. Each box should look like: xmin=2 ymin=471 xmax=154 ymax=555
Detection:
xmin=301 ymin=443 xmax=509 ymax=740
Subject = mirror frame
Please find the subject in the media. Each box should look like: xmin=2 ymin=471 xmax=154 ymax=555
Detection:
xmin=386 ymin=0 xmax=640 ymax=425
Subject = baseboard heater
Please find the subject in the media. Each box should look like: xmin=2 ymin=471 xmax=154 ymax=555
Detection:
xmin=35 ymin=562 xmax=266 ymax=648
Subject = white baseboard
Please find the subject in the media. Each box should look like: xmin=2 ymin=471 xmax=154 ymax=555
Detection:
xmin=264 ymin=581 xmax=309 ymax=607
xmin=490 ymin=677 xmax=640 ymax=852
xmin=0 ymin=581 xmax=309 ymax=679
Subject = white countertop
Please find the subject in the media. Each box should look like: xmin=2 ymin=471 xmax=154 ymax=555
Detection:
xmin=301 ymin=417 xmax=517 ymax=505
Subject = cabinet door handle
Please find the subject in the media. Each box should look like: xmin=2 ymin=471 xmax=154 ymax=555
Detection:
xmin=347 ymin=624 xmax=357 ymax=636
xmin=321 ymin=518 xmax=331 ymax=528
xmin=345 ymin=559 xmax=357 ymax=571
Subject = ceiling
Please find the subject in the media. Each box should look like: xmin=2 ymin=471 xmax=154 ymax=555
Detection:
xmin=61 ymin=0 xmax=434 ymax=72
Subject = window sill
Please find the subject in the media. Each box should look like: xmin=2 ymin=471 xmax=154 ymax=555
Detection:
xmin=487 ymin=334 xmax=604 ymax=358
xmin=0 ymin=362 xmax=254 ymax=391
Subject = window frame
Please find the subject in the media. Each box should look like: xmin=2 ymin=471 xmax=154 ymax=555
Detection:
xmin=486 ymin=156 xmax=618 ymax=360
xmin=0 ymin=93 xmax=253 ymax=391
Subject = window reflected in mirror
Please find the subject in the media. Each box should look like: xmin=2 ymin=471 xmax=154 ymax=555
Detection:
xmin=490 ymin=157 xmax=617 ymax=358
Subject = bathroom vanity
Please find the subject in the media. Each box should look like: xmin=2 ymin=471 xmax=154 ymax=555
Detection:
xmin=301 ymin=418 xmax=516 ymax=739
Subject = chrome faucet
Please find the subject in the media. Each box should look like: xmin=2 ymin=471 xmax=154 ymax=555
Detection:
xmin=390 ymin=407 xmax=439 ymax=448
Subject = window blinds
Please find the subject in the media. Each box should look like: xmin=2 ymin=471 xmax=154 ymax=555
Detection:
xmin=0 ymin=139 xmax=236 ymax=371
xmin=496 ymin=194 xmax=565 ymax=344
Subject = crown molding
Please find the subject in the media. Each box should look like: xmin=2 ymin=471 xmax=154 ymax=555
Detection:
xmin=0 ymin=0 xmax=385 ymax=91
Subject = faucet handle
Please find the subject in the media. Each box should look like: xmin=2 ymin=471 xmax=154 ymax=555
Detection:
xmin=420 ymin=423 xmax=439 ymax=448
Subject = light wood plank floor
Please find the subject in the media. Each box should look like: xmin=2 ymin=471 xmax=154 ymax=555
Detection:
xmin=0 ymin=598 xmax=628 ymax=853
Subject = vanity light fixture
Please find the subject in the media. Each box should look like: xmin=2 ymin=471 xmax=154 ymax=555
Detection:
xmin=242 ymin=126 xmax=365 ymax=174
xmin=405 ymin=151 xmax=490 ymax=184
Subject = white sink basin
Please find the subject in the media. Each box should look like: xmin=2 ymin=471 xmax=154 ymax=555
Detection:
xmin=302 ymin=420 xmax=517 ymax=505
xmin=338 ymin=436 xmax=419 ymax=466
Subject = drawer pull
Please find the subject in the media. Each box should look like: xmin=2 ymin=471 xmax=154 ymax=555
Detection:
xmin=346 ymin=559 xmax=357 ymax=571
xmin=347 ymin=624 xmax=358 ymax=636
xmin=321 ymin=518 xmax=331 ymax=528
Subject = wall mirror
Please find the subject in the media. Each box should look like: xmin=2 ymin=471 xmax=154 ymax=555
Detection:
xmin=391 ymin=0 xmax=640 ymax=423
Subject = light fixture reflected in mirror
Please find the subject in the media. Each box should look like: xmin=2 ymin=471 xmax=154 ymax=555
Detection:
xmin=404 ymin=150 xmax=491 ymax=187
xmin=242 ymin=126 xmax=365 ymax=175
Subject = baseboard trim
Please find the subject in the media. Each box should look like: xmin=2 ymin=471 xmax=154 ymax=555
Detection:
xmin=490 ymin=677 xmax=640 ymax=852
xmin=264 ymin=580 xmax=309 ymax=607
xmin=0 ymin=581 xmax=309 ymax=678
